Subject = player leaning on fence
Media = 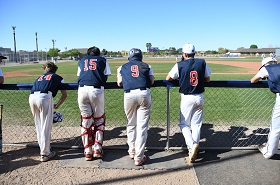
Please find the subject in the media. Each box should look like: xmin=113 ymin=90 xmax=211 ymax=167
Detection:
xmin=166 ymin=43 xmax=211 ymax=163
xmin=117 ymin=48 xmax=154 ymax=166
xmin=29 ymin=62 xmax=68 ymax=162
xmin=77 ymin=46 xmax=111 ymax=161
xmin=251 ymin=57 xmax=280 ymax=159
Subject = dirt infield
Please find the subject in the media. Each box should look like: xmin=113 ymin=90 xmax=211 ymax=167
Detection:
xmin=207 ymin=61 xmax=260 ymax=74
xmin=4 ymin=71 xmax=37 ymax=77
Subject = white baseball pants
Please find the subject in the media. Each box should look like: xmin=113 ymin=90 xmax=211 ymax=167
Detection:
xmin=124 ymin=89 xmax=151 ymax=160
xmin=179 ymin=93 xmax=204 ymax=151
xmin=78 ymin=86 xmax=105 ymax=154
xmin=29 ymin=92 xmax=53 ymax=156
xmin=262 ymin=94 xmax=280 ymax=158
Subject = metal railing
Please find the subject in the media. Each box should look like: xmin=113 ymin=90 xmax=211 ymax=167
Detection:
xmin=0 ymin=80 xmax=275 ymax=150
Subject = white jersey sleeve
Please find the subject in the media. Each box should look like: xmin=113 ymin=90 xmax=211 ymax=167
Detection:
xmin=148 ymin=65 xmax=154 ymax=76
xmin=117 ymin=66 xmax=122 ymax=77
xmin=168 ymin=63 xmax=179 ymax=80
xmin=77 ymin=67 xmax=81 ymax=77
xmin=104 ymin=60 xmax=111 ymax=76
xmin=205 ymin=63 xmax=212 ymax=78
xmin=256 ymin=67 xmax=269 ymax=79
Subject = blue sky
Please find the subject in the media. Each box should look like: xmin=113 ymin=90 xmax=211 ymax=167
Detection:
xmin=1 ymin=0 xmax=279 ymax=52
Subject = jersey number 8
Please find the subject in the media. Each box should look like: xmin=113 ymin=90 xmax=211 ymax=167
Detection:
xmin=190 ymin=71 xmax=198 ymax=86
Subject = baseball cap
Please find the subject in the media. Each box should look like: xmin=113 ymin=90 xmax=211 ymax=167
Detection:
xmin=182 ymin=43 xmax=195 ymax=54
xmin=0 ymin=53 xmax=7 ymax=59
xmin=128 ymin=48 xmax=143 ymax=61
xmin=261 ymin=57 xmax=277 ymax=66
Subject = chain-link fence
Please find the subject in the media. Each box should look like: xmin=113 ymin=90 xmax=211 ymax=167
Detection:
xmin=0 ymin=80 xmax=276 ymax=150
xmin=0 ymin=50 xmax=50 ymax=64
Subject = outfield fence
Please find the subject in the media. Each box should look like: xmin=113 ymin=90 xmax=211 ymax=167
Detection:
xmin=0 ymin=80 xmax=277 ymax=150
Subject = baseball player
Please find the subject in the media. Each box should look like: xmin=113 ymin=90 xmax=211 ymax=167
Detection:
xmin=29 ymin=62 xmax=67 ymax=162
xmin=77 ymin=46 xmax=111 ymax=161
xmin=166 ymin=43 xmax=211 ymax=163
xmin=251 ymin=57 xmax=280 ymax=159
xmin=0 ymin=53 xmax=7 ymax=84
xmin=117 ymin=48 xmax=154 ymax=166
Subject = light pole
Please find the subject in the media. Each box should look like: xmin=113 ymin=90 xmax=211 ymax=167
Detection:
xmin=12 ymin=26 xmax=17 ymax=63
xmin=35 ymin=32 xmax=39 ymax=61
xmin=19 ymin=50 xmax=21 ymax=63
xmin=52 ymin=39 xmax=56 ymax=49
xmin=45 ymin=48 xmax=47 ymax=61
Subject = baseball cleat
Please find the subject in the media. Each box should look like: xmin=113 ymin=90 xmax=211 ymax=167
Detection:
xmin=189 ymin=143 xmax=199 ymax=163
xmin=258 ymin=144 xmax=264 ymax=153
xmin=93 ymin=149 xmax=103 ymax=159
xmin=135 ymin=155 xmax=146 ymax=166
xmin=40 ymin=151 xmax=56 ymax=162
xmin=129 ymin=152 xmax=135 ymax=160
xmin=128 ymin=149 xmax=135 ymax=159
xmin=84 ymin=153 xmax=93 ymax=161
xmin=258 ymin=144 xmax=269 ymax=159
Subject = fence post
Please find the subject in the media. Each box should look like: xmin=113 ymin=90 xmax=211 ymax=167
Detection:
xmin=0 ymin=104 xmax=3 ymax=155
xmin=166 ymin=86 xmax=171 ymax=150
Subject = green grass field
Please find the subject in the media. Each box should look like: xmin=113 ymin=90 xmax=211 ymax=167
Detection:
xmin=2 ymin=57 xmax=260 ymax=83
xmin=0 ymin=57 xmax=272 ymax=127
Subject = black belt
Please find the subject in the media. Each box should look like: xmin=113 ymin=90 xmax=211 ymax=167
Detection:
xmin=31 ymin=91 xmax=49 ymax=94
xmin=183 ymin=93 xmax=202 ymax=95
xmin=79 ymin=85 xmax=101 ymax=89
xmin=125 ymin=87 xmax=148 ymax=93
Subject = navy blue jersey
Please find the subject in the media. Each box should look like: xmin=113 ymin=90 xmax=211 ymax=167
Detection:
xmin=31 ymin=72 xmax=64 ymax=97
xmin=177 ymin=58 xmax=206 ymax=94
xmin=265 ymin=63 xmax=280 ymax=93
xmin=120 ymin=60 xmax=151 ymax=92
xmin=78 ymin=55 xmax=107 ymax=87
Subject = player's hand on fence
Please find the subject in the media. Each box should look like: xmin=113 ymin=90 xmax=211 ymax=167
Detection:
xmin=54 ymin=103 xmax=60 ymax=109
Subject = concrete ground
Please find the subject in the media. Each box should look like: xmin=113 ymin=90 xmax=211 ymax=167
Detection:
xmin=60 ymin=148 xmax=280 ymax=185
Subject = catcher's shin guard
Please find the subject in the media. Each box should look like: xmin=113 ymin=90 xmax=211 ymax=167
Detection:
xmin=80 ymin=115 xmax=94 ymax=153
xmin=93 ymin=114 xmax=106 ymax=149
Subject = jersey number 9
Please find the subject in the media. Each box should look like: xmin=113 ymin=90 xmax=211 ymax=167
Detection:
xmin=131 ymin=65 xmax=139 ymax=77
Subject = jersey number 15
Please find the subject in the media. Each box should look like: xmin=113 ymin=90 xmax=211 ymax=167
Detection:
xmin=83 ymin=59 xmax=97 ymax=71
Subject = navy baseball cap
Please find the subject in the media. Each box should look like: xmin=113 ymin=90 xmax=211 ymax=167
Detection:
xmin=128 ymin=48 xmax=143 ymax=61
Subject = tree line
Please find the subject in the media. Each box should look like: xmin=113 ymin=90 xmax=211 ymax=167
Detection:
xmin=46 ymin=43 xmax=259 ymax=59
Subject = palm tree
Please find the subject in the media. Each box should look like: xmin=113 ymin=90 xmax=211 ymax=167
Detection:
xmin=146 ymin=43 xmax=152 ymax=52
